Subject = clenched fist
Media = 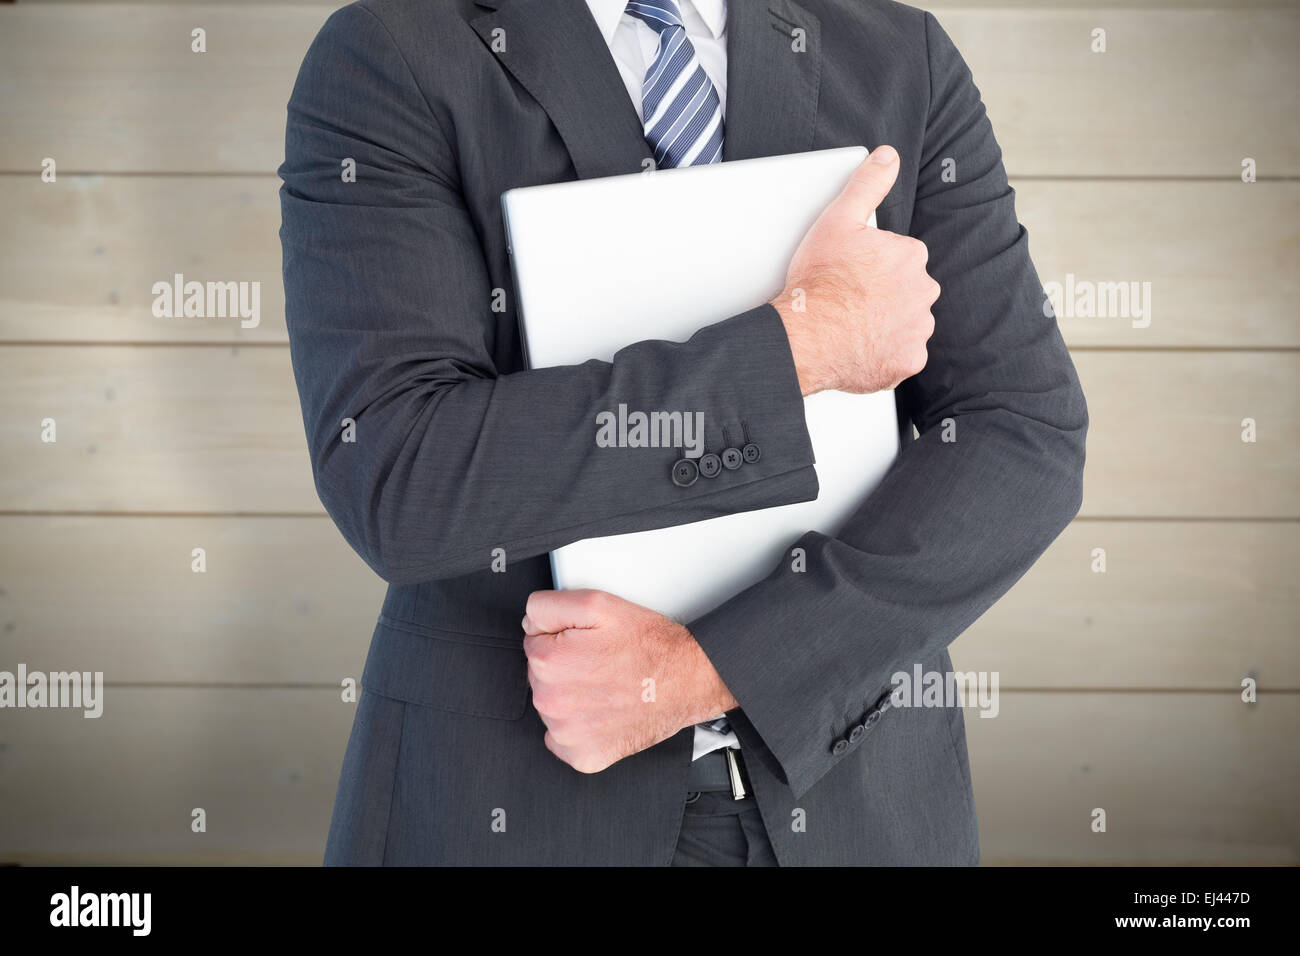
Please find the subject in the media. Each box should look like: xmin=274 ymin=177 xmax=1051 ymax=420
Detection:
xmin=522 ymin=589 xmax=737 ymax=774
xmin=772 ymin=145 xmax=940 ymax=396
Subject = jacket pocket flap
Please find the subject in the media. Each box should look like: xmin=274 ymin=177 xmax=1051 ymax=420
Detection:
xmin=362 ymin=617 xmax=529 ymax=720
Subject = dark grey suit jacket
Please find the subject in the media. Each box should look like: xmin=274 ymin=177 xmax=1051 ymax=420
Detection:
xmin=278 ymin=0 xmax=1088 ymax=865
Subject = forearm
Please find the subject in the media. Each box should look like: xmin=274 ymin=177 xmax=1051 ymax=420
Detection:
xmin=688 ymin=381 xmax=1087 ymax=797
xmin=290 ymin=301 xmax=818 ymax=583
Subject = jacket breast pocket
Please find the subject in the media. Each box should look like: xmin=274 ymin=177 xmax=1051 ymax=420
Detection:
xmin=361 ymin=615 xmax=530 ymax=721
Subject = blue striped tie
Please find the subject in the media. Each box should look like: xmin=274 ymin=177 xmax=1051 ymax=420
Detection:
xmin=625 ymin=0 xmax=725 ymax=168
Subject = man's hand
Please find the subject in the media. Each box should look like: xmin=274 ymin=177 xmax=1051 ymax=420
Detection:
xmin=771 ymin=144 xmax=940 ymax=396
xmin=521 ymin=589 xmax=738 ymax=774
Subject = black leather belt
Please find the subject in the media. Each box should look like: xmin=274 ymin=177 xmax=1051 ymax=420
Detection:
xmin=687 ymin=747 xmax=750 ymax=800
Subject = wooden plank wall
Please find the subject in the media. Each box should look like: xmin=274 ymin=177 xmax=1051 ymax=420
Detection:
xmin=0 ymin=0 xmax=1296 ymax=865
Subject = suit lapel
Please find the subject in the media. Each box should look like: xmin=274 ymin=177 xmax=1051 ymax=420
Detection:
xmin=723 ymin=0 xmax=822 ymax=161
xmin=472 ymin=0 xmax=824 ymax=178
xmin=471 ymin=0 xmax=651 ymax=179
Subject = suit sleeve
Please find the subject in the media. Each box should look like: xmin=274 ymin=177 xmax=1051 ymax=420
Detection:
xmin=278 ymin=4 xmax=817 ymax=585
xmin=687 ymin=11 xmax=1089 ymax=799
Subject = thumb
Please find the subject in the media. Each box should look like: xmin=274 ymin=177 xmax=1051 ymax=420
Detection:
xmin=522 ymin=589 xmax=607 ymax=635
xmin=827 ymin=146 xmax=899 ymax=228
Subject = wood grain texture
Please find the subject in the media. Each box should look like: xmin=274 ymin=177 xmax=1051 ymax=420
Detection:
xmin=0 ymin=1 xmax=1294 ymax=867
xmin=0 ymin=688 xmax=1292 ymax=864
xmin=0 ymin=176 xmax=287 ymax=344
xmin=0 ymin=687 xmax=350 ymax=865
xmin=2 ymin=347 xmax=1295 ymax=516
xmin=966 ymin=692 xmax=1299 ymax=864
xmin=0 ymin=345 xmax=318 ymax=513
xmin=1074 ymin=351 xmax=1299 ymax=518
xmin=4 ymin=176 xmax=1295 ymax=347
xmin=0 ymin=5 xmax=326 ymax=174
xmin=1017 ymin=181 xmax=1300 ymax=348
xmin=954 ymin=520 xmax=1299 ymax=689
xmin=1 ymin=6 xmax=1296 ymax=175
xmin=0 ymin=516 xmax=386 ymax=684
xmin=939 ymin=8 xmax=1300 ymax=177
xmin=1 ymin=516 xmax=1293 ymax=689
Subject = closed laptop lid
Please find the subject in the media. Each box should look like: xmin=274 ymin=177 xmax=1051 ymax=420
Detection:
xmin=503 ymin=146 xmax=900 ymax=621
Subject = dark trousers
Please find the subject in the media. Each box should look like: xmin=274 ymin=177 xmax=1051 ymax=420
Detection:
xmin=670 ymin=789 xmax=779 ymax=867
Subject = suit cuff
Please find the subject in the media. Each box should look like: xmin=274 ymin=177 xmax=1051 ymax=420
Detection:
xmin=662 ymin=301 xmax=815 ymax=493
xmin=685 ymin=535 xmax=895 ymax=800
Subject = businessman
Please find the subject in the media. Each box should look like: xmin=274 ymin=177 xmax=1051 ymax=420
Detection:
xmin=279 ymin=0 xmax=1087 ymax=866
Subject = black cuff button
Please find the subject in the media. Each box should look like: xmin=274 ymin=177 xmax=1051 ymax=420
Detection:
xmin=698 ymin=453 xmax=722 ymax=478
xmin=742 ymin=442 xmax=761 ymax=463
xmin=671 ymin=458 xmax=699 ymax=487
xmin=721 ymin=447 xmax=743 ymax=470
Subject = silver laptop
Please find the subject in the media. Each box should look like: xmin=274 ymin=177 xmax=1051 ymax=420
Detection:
xmin=502 ymin=146 xmax=900 ymax=622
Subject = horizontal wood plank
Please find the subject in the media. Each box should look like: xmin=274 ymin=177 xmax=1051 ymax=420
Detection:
xmin=0 ymin=345 xmax=318 ymax=513
xmin=0 ymin=688 xmax=350 ymax=864
xmin=1 ymin=347 xmax=1295 ymax=516
xmin=0 ymin=689 xmax=1292 ymax=863
xmin=966 ymin=692 xmax=1300 ymax=863
xmin=940 ymin=8 xmax=1300 ymax=177
xmin=1 ymin=516 xmax=1293 ymax=689
xmin=0 ymin=516 xmax=386 ymax=684
xmin=0 ymin=6 xmax=1295 ymax=175
xmin=955 ymin=520 xmax=1299 ymax=688
xmin=1018 ymin=181 xmax=1300 ymax=348
xmin=4 ymin=177 xmax=1296 ymax=347
xmin=1075 ymin=351 xmax=1299 ymax=517
xmin=1 ymin=2 xmax=1294 ymax=869
xmin=0 ymin=176 xmax=288 ymax=344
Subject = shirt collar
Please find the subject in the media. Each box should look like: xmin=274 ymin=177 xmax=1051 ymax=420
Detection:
xmin=691 ymin=0 xmax=728 ymax=40
xmin=587 ymin=0 xmax=728 ymax=47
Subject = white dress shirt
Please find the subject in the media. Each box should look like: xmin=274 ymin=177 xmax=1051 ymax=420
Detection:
xmin=583 ymin=0 xmax=739 ymax=762
xmin=586 ymin=0 xmax=728 ymax=125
